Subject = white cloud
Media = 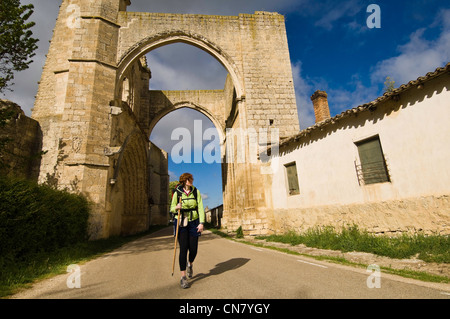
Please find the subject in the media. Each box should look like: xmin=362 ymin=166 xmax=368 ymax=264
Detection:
xmin=168 ymin=170 xmax=178 ymax=181
xmin=326 ymin=76 xmax=378 ymax=113
xmin=371 ymin=9 xmax=450 ymax=86
xmin=292 ymin=61 xmax=380 ymax=129
xmin=146 ymin=43 xmax=227 ymax=90
xmin=291 ymin=61 xmax=315 ymax=129
xmin=313 ymin=0 xmax=362 ymax=31
xmin=201 ymin=192 xmax=209 ymax=200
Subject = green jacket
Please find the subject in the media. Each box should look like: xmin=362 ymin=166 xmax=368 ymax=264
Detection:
xmin=170 ymin=185 xmax=205 ymax=224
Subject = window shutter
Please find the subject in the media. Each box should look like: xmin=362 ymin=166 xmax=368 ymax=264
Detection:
xmin=356 ymin=137 xmax=390 ymax=184
xmin=285 ymin=163 xmax=300 ymax=195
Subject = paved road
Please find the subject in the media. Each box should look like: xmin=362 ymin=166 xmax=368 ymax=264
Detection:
xmin=11 ymin=227 xmax=450 ymax=299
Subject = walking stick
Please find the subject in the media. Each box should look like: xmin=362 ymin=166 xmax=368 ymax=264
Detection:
xmin=171 ymin=197 xmax=182 ymax=276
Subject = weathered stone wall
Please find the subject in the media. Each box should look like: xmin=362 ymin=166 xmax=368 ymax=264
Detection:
xmin=116 ymin=10 xmax=300 ymax=235
xmin=105 ymin=100 xmax=169 ymax=236
xmin=106 ymin=106 xmax=149 ymax=237
xmin=272 ymin=195 xmax=450 ymax=236
xmin=148 ymin=143 xmax=169 ymax=225
xmin=237 ymin=12 xmax=299 ymax=139
xmin=32 ymin=1 xmax=300 ymax=238
xmin=30 ymin=1 xmax=169 ymax=238
xmin=0 ymin=100 xmax=42 ymax=181
xmin=119 ymin=56 xmax=151 ymax=134
xmin=31 ymin=0 xmax=123 ymax=239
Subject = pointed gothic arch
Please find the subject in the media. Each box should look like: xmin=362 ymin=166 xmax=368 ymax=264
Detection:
xmin=115 ymin=31 xmax=245 ymax=101
xmin=109 ymin=129 xmax=149 ymax=236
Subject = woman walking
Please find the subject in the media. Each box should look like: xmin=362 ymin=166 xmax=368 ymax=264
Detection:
xmin=170 ymin=173 xmax=205 ymax=289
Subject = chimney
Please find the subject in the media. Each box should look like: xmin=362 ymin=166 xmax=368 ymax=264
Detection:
xmin=310 ymin=90 xmax=331 ymax=123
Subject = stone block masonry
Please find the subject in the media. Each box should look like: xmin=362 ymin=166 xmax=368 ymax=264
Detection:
xmin=0 ymin=100 xmax=42 ymax=181
xmin=32 ymin=0 xmax=300 ymax=238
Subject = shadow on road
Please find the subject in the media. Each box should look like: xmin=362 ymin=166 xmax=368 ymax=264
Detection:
xmin=190 ymin=258 xmax=250 ymax=285
xmin=101 ymin=227 xmax=220 ymax=258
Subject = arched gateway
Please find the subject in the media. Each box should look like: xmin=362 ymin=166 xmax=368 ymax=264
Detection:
xmin=32 ymin=0 xmax=299 ymax=239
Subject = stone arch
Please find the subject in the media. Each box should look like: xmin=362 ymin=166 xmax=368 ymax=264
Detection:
xmin=148 ymin=102 xmax=226 ymax=147
xmin=109 ymin=129 xmax=149 ymax=236
xmin=33 ymin=5 xmax=300 ymax=238
xmin=115 ymin=30 xmax=244 ymax=100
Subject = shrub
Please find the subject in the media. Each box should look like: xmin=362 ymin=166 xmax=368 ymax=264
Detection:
xmin=236 ymin=226 xmax=244 ymax=238
xmin=0 ymin=176 xmax=90 ymax=267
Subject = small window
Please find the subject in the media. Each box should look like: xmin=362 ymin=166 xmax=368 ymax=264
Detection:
xmin=355 ymin=136 xmax=390 ymax=185
xmin=285 ymin=162 xmax=300 ymax=195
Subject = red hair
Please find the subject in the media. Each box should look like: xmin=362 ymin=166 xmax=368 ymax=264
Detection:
xmin=179 ymin=173 xmax=193 ymax=186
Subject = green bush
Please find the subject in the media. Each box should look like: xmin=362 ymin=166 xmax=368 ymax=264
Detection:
xmin=0 ymin=176 xmax=90 ymax=267
xmin=236 ymin=226 xmax=244 ymax=238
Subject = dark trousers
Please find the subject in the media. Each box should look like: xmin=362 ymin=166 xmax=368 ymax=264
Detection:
xmin=174 ymin=218 xmax=200 ymax=272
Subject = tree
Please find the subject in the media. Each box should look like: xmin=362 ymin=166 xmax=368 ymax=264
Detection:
xmin=168 ymin=180 xmax=179 ymax=200
xmin=0 ymin=0 xmax=39 ymax=94
xmin=384 ymin=76 xmax=395 ymax=93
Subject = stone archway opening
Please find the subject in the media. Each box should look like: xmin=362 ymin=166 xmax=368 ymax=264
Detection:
xmin=150 ymin=107 xmax=224 ymax=214
xmin=115 ymin=36 xmax=241 ymax=137
xmin=145 ymin=43 xmax=228 ymax=91
xmin=113 ymin=40 xmax=236 ymax=232
xmin=144 ymin=42 xmax=232 ymax=219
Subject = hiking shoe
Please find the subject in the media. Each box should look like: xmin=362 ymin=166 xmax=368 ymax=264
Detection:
xmin=180 ymin=276 xmax=190 ymax=289
xmin=187 ymin=263 xmax=193 ymax=278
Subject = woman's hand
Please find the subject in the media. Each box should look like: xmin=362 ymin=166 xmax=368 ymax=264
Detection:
xmin=197 ymin=223 xmax=204 ymax=233
xmin=176 ymin=203 xmax=182 ymax=210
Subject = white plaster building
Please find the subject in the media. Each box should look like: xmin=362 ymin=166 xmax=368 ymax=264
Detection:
xmin=265 ymin=63 xmax=450 ymax=235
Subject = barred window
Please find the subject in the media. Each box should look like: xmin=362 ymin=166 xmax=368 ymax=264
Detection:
xmin=285 ymin=162 xmax=300 ymax=195
xmin=355 ymin=136 xmax=390 ymax=185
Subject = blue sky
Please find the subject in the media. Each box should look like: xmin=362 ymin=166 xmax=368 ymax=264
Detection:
xmin=3 ymin=0 xmax=450 ymax=209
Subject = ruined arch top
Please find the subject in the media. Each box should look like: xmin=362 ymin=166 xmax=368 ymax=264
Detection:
xmin=115 ymin=10 xmax=300 ymax=137
xmin=116 ymin=31 xmax=245 ymax=99
xmin=115 ymin=10 xmax=252 ymax=98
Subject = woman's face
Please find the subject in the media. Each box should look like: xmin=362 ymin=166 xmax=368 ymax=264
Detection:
xmin=185 ymin=177 xmax=193 ymax=187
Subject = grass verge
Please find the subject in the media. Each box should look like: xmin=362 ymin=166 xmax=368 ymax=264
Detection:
xmin=256 ymin=225 xmax=450 ymax=263
xmin=0 ymin=225 xmax=166 ymax=298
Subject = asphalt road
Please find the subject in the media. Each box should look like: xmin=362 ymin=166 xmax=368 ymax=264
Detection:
xmin=11 ymin=227 xmax=450 ymax=299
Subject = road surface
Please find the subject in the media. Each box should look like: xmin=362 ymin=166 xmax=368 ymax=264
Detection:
xmin=11 ymin=227 xmax=450 ymax=299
